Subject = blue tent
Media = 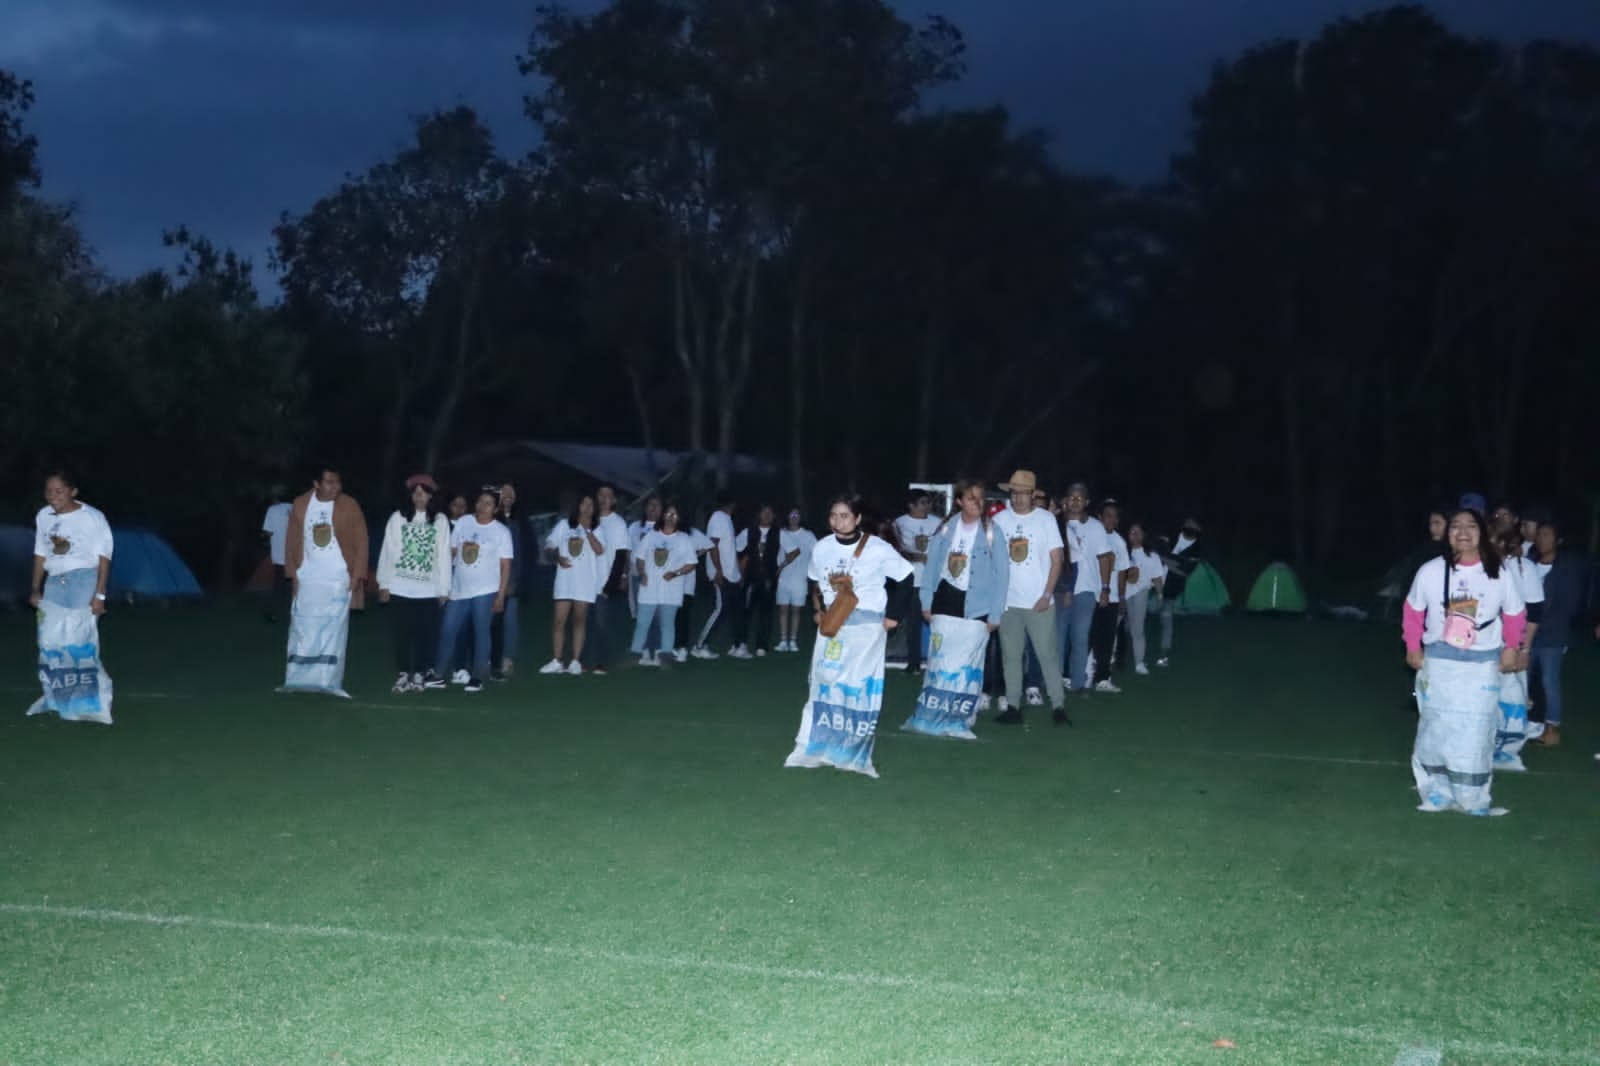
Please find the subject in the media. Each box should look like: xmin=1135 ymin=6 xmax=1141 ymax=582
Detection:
xmin=109 ymin=527 xmax=204 ymax=600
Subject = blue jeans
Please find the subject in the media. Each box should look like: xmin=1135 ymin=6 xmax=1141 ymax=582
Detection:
xmin=42 ymin=567 xmax=98 ymax=608
xmin=632 ymin=603 xmax=679 ymax=655
xmin=490 ymin=596 xmax=519 ymax=671
xmin=1530 ymin=647 xmax=1565 ymax=725
xmin=436 ymin=594 xmax=494 ymax=682
xmin=1068 ymin=591 xmax=1097 ymax=691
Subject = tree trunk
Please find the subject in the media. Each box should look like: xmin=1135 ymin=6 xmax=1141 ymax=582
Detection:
xmin=787 ymin=277 xmax=808 ymax=508
xmin=672 ymin=250 xmax=707 ymax=459
xmin=626 ymin=356 xmax=656 ymax=457
xmin=423 ymin=263 xmax=481 ymax=471
xmin=714 ymin=250 xmax=759 ymax=493
xmin=1281 ymin=362 xmax=1307 ymax=570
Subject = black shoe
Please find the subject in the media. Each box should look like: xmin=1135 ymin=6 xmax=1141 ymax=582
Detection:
xmin=464 ymin=678 xmax=485 ymax=693
xmin=421 ymin=671 xmax=448 ymax=690
xmin=994 ymin=707 xmax=1024 ymax=725
xmin=1052 ymin=707 xmax=1073 ymax=727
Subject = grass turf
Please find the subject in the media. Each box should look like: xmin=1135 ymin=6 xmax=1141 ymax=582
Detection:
xmin=1 ymin=603 xmax=1597 ymax=1065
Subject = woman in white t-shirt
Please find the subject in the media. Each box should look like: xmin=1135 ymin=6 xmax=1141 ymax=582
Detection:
xmin=1121 ymin=521 xmax=1166 ymax=677
xmin=541 ymin=494 xmax=605 ymax=676
xmin=631 ymin=503 xmax=698 ymax=667
xmin=783 ymin=495 xmax=914 ymax=779
xmin=775 ymin=508 xmax=818 ymax=652
xmin=31 ymin=471 xmax=115 ymax=613
xmin=434 ymin=489 xmax=514 ymax=692
xmin=375 ymin=474 xmax=453 ymax=693
xmin=1402 ymin=507 xmax=1527 ymax=816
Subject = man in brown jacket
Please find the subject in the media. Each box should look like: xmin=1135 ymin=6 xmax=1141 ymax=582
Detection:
xmin=280 ymin=466 xmax=369 ymax=696
xmin=285 ymin=467 xmax=369 ymax=607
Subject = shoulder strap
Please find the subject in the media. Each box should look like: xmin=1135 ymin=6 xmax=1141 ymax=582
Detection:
xmin=853 ymin=532 xmax=871 ymax=560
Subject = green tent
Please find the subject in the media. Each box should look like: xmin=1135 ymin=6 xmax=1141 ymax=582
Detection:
xmin=1176 ymin=560 xmax=1231 ymax=615
xmin=1245 ymin=561 xmax=1307 ymax=613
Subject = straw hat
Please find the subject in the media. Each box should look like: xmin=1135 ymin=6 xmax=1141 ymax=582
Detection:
xmin=1000 ymin=469 xmax=1039 ymax=494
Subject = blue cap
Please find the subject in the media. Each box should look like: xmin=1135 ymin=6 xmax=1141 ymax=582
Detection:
xmin=1458 ymin=492 xmax=1488 ymax=514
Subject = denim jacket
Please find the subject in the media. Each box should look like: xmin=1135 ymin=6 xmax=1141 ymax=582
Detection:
xmin=920 ymin=516 xmax=1010 ymax=622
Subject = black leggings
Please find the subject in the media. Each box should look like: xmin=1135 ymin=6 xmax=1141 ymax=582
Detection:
xmin=1091 ymin=603 xmax=1119 ymax=681
xmin=390 ymin=595 xmax=441 ymax=675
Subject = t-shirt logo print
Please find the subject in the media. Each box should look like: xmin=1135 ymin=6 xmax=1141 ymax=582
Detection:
xmin=827 ymin=571 xmax=854 ymax=595
xmin=49 ymin=534 xmax=71 ymax=556
xmin=567 ymin=534 xmax=585 ymax=557
xmin=461 ymin=540 xmax=480 ymax=566
xmin=653 ymin=546 xmax=670 ymax=568
xmin=947 ymin=551 xmax=968 ymax=578
xmin=397 ymin=524 xmax=437 ymax=579
xmin=311 ymin=522 xmax=333 ymax=549
xmin=914 ymin=534 xmax=929 ymax=552
xmin=1008 ymin=535 xmax=1030 ymax=564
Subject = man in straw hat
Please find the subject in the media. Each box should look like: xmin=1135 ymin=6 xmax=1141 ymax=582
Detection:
xmin=991 ymin=470 xmax=1070 ymax=726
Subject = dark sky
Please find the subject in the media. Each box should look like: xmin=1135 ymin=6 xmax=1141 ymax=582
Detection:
xmin=7 ymin=0 xmax=1599 ymax=278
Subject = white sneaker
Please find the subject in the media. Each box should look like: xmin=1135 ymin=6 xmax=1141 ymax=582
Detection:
xmin=674 ymin=648 xmax=689 ymax=664
xmin=755 ymin=648 xmax=767 ymax=658
xmin=1094 ymin=680 xmax=1122 ymax=694
xmin=729 ymin=646 xmax=754 ymax=660
xmin=977 ymin=694 xmax=992 ymax=712
xmin=538 ymin=659 xmax=564 ymax=675
xmin=1135 ymin=663 xmax=1150 ymax=677
xmin=566 ymin=661 xmax=584 ymax=676
xmin=451 ymin=669 xmax=471 ymax=685
xmin=1025 ymin=687 xmax=1043 ymax=706
xmin=1156 ymin=657 xmax=1170 ymax=668
xmin=692 ymin=646 xmax=719 ymax=661
xmin=1062 ymin=676 xmax=1074 ymax=692
xmin=391 ymin=672 xmax=411 ymax=694
xmin=638 ymin=653 xmax=658 ymax=667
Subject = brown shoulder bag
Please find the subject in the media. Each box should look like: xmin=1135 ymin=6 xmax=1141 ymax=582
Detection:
xmin=818 ymin=534 xmax=871 ymax=638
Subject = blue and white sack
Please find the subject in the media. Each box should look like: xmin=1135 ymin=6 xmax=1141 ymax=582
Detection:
xmin=1493 ymin=669 xmax=1532 ymax=772
xmin=28 ymin=603 xmax=114 ymax=725
xmin=785 ymin=622 xmax=888 ymax=779
xmin=279 ymin=580 xmax=352 ymax=699
xmin=903 ymin=615 xmax=987 ymax=739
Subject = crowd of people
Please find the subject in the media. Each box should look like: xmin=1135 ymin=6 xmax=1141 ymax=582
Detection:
xmin=23 ymin=467 xmax=1597 ymax=803
xmin=1401 ymin=492 xmax=1598 ymax=816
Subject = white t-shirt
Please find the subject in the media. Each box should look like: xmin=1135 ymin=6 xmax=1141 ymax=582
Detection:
xmin=992 ymin=507 xmax=1064 ymax=610
xmin=628 ymin=519 xmax=657 ymax=552
xmin=261 ymin=502 xmax=292 ymax=566
xmin=893 ymin=514 xmax=942 ymax=587
xmin=1065 ymin=517 xmax=1113 ymax=597
xmin=683 ymin=528 xmax=714 ymax=595
xmin=706 ymin=510 xmax=741 ymax=584
xmin=807 ymin=533 xmax=914 ymax=616
xmin=1501 ymin=555 xmax=1545 ymax=607
xmin=595 ymin=511 xmax=630 ymax=597
xmin=637 ymin=530 xmax=697 ymax=607
xmin=450 ymin=517 xmax=513 ymax=600
xmin=1405 ymin=557 xmax=1526 ymax=652
xmin=546 ymin=520 xmax=604 ymax=602
xmin=778 ymin=528 xmax=818 ymax=588
xmin=942 ymin=517 xmax=987 ymax=593
xmin=1124 ymin=547 xmax=1167 ymax=599
xmin=34 ymin=503 xmax=114 ymax=577
xmin=1104 ymin=530 xmax=1131 ymax=604
xmin=298 ymin=497 xmax=348 ymax=585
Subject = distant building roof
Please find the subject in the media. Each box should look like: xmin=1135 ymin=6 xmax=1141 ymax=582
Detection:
xmin=444 ymin=440 xmax=780 ymax=500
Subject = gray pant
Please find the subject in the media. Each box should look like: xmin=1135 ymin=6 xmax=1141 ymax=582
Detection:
xmin=1159 ymin=596 xmax=1177 ymax=655
xmin=1124 ymin=590 xmax=1150 ymax=667
xmin=1000 ymin=607 xmax=1065 ymax=710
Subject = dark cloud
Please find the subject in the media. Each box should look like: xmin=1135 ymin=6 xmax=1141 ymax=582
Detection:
xmin=9 ymin=0 xmax=1600 ymax=278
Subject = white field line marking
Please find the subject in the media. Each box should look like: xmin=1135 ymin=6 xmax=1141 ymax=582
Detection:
xmin=1393 ymin=1047 xmax=1444 ymax=1066
xmin=1 ymin=902 xmax=1593 ymax=1064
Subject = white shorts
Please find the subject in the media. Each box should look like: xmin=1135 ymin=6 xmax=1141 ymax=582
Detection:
xmin=777 ymin=581 xmax=807 ymax=607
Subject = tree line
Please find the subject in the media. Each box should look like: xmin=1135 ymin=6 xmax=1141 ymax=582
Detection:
xmin=3 ymin=2 xmax=1598 ymax=588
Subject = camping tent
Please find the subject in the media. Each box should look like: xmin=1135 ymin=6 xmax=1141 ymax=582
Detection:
xmin=1176 ymin=561 xmax=1231 ymax=614
xmin=109 ymin=527 xmax=204 ymax=601
xmin=0 ymin=524 xmax=202 ymax=605
xmin=1245 ymin=561 xmax=1307 ymax=613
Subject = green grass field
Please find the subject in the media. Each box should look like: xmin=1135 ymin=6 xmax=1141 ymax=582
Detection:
xmin=2 ymin=604 xmax=1596 ymax=1065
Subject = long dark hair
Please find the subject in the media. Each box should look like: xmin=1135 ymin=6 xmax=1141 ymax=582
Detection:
xmin=1446 ymin=508 xmax=1501 ymax=579
xmin=568 ymin=493 xmax=596 ymax=530
xmin=399 ymin=483 xmax=442 ymax=522
xmin=944 ymin=478 xmax=989 ymax=535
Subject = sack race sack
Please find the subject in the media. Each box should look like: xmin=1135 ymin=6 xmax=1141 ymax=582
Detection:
xmin=818 ymin=535 xmax=870 ymax=638
xmin=785 ymin=622 xmax=888 ymax=778
xmin=279 ymin=580 xmax=353 ymax=699
xmin=1492 ymin=669 xmax=1536 ymax=772
xmin=27 ymin=603 xmax=114 ymax=725
xmin=903 ymin=615 xmax=987 ymax=739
